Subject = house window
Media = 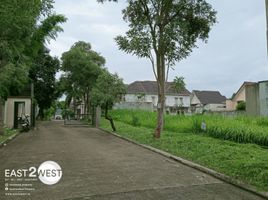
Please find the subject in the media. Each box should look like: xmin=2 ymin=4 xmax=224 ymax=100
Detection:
xmin=266 ymin=98 xmax=268 ymax=107
xmin=174 ymin=97 xmax=178 ymax=106
xmin=266 ymin=83 xmax=268 ymax=95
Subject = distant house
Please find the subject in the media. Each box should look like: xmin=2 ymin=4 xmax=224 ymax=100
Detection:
xmin=226 ymin=80 xmax=268 ymax=116
xmin=115 ymin=81 xmax=191 ymax=114
xmin=191 ymin=90 xmax=226 ymax=113
xmin=226 ymin=82 xmax=255 ymax=111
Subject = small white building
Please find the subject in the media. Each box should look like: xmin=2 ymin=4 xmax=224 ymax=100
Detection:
xmin=191 ymin=90 xmax=226 ymax=113
xmin=4 ymin=97 xmax=32 ymax=129
xmin=116 ymin=81 xmax=191 ymax=114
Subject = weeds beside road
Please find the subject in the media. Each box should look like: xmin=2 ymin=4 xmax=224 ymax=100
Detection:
xmin=110 ymin=109 xmax=268 ymax=146
xmin=101 ymin=115 xmax=268 ymax=192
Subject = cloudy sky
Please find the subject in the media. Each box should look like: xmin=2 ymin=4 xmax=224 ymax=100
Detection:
xmin=47 ymin=0 xmax=268 ymax=98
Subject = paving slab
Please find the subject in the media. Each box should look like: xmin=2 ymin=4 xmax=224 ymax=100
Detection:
xmin=0 ymin=121 xmax=265 ymax=200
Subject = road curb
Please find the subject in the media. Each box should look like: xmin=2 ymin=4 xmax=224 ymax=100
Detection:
xmin=99 ymin=128 xmax=268 ymax=200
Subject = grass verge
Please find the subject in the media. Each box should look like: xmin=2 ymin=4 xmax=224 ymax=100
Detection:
xmin=109 ymin=109 xmax=268 ymax=146
xmin=0 ymin=128 xmax=18 ymax=145
xmin=101 ymin=119 xmax=268 ymax=192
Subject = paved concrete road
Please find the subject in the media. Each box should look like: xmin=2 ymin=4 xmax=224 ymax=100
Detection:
xmin=0 ymin=121 xmax=265 ymax=200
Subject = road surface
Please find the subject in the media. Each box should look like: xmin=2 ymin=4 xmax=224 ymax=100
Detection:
xmin=0 ymin=121 xmax=265 ymax=200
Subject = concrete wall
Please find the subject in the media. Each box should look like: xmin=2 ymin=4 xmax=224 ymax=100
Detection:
xmin=259 ymin=81 xmax=268 ymax=116
xmin=246 ymin=84 xmax=259 ymax=116
xmin=4 ymin=98 xmax=31 ymax=128
xmin=0 ymin=100 xmax=4 ymax=134
xmin=0 ymin=101 xmax=4 ymax=122
xmin=204 ymin=103 xmax=226 ymax=112
xmin=114 ymin=102 xmax=153 ymax=111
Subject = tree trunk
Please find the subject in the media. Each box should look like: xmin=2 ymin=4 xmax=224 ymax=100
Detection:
xmin=154 ymin=53 xmax=165 ymax=138
xmin=39 ymin=108 xmax=44 ymax=120
xmin=105 ymin=102 xmax=116 ymax=132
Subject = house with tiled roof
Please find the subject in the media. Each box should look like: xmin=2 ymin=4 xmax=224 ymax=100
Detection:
xmin=191 ymin=90 xmax=226 ymax=113
xmin=116 ymin=81 xmax=191 ymax=114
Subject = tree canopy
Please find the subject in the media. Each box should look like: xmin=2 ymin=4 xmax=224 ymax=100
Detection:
xmin=0 ymin=0 xmax=66 ymax=99
xmin=60 ymin=41 xmax=105 ymax=114
xmin=114 ymin=0 xmax=217 ymax=137
xmin=29 ymin=48 xmax=60 ymax=119
xmin=173 ymin=76 xmax=186 ymax=93
xmin=92 ymin=69 xmax=126 ymax=131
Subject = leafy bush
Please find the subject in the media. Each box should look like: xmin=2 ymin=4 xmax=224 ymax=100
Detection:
xmin=236 ymin=101 xmax=246 ymax=111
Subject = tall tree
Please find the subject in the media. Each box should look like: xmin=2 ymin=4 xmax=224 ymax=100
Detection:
xmin=113 ymin=0 xmax=216 ymax=138
xmin=61 ymin=41 xmax=105 ymax=114
xmin=29 ymin=48 xmax=60 ymax=119
xmin=92 ymin=69 xmax=126 ymax=131
xmin=0 ymin=0 xmax=66 ymax=99
xmin=0 ymin=0 xmax=65 ymax=133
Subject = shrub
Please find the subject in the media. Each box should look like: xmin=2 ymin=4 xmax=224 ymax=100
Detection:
xmin=236 ymin=101 xmax=246 ymax=111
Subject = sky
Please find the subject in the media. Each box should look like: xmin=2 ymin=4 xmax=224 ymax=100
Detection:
xmin=47 ymin=0 xmax=268 ymax=98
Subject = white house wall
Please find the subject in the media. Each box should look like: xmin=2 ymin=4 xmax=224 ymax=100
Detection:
xmin=190 ymin=94 xmax=201 ymax=105
xmin=124 ymin=94 xmax=190 ymax=107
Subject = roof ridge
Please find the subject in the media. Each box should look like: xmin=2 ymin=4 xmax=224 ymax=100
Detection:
xmin=138 ymin=81 xmax=146 ymax=93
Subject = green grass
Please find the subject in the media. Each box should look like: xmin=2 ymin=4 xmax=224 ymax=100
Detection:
xmin=109 ymin=109 xmax=268 ymax=146
xmin=101 ymin=119 xmax=268 ymax=191
xmin=0 ymin=128 xmax=18 ymax=144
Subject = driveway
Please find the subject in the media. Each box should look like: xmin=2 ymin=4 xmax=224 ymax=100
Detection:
xmin=0 ymin=121 xmax=265 ymax=200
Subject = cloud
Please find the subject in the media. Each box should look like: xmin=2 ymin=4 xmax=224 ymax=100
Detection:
xmin=48 ymin=0 xmax=268 ymax=98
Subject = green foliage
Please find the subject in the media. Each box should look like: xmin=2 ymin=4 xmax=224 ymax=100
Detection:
xmin=0 ymin=0 xmax=66 ymax=99
xmin=0 ymin=127 xmax=17 ymax=143
xmin=91 ymin=69 xmax=126 ymax=107
xmin=115 ymin=0 xmax=217 ymax=65
xmin=173 ymin=76 xmax=186 ymax=93
xmin=60 ymin=41 xmax=105 ymax=113
xmin=131 ymin=115 xmax=141 ymax=127
xmin=29 ymin=48 xmax=60 ymax=119
xmin=109 ymin=109 xmax=268 ymax=146
xmin=62 ymin=109 xmax=75 ymax=119
xmin=0 ymin=63 xmax=29 ymax=98
xmin=101 ymin=120 xmax=268 ymax=191
xmin=236 ymin=101 xmax=246 ymax=111
xmin=43 ymin=107 xmax=56 ymax=120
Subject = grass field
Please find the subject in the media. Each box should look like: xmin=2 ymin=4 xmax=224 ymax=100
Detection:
xmin=109 ymin=109 xmax=268 ymax=146
xmin=101 ymin=119 xmax=268 ymax=191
